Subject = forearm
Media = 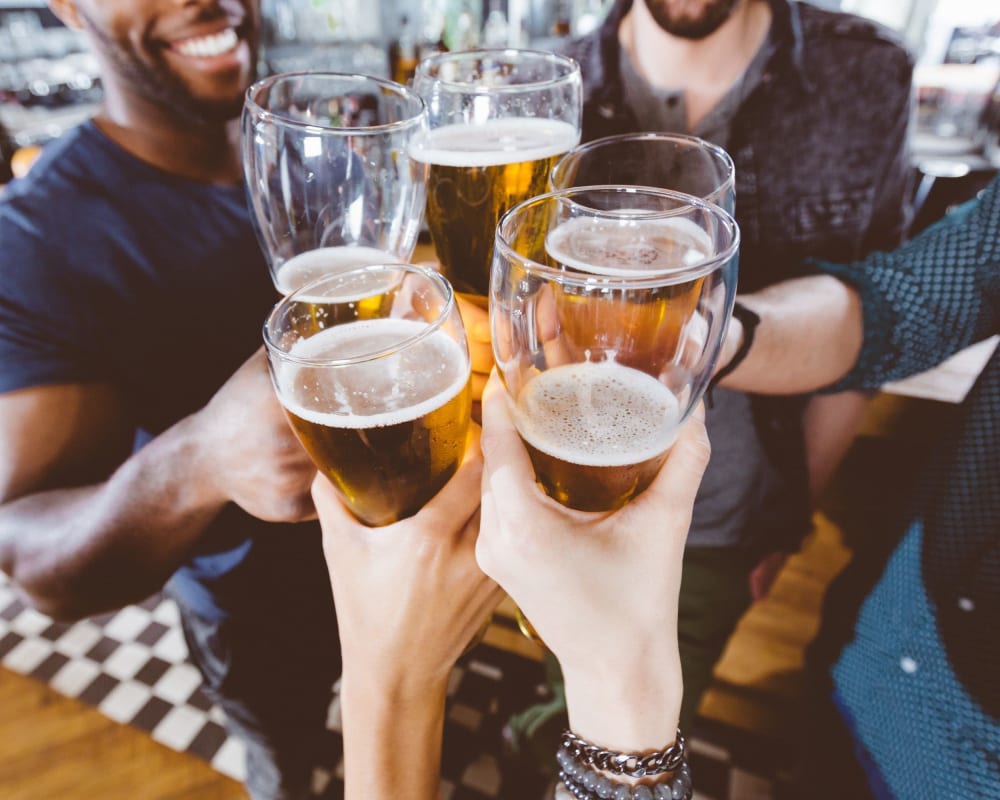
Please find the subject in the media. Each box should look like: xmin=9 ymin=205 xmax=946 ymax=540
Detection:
xmin=721 ymin=275 xmax=863 ymax=395
xmin=339 ymin=670 xmax=448 ymax=800
xmin=0 ymin=414 xmax=224 ymax=619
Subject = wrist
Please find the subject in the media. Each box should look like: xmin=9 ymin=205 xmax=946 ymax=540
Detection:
xmin=561 ymin=644 xmax=682 ymax=753
xmin=174 ymin=411 xmax=230 ymax=510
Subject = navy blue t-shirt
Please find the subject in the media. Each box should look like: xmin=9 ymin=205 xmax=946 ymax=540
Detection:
xmin=0 ymin=121 xmax=333 ymax=622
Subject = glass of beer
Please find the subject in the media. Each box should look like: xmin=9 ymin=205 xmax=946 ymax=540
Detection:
xmin=549 ymin=131 xmax=736 ymax=214
xmin=264 ymin=264 xmax=472 ymax=527
xmin=410 ymin=49 xmax=582 ymax=299
xmin=243 ymin=73 xmax=429 ymax=295
xmin=491 ymin=186 xmax=739 ymax=513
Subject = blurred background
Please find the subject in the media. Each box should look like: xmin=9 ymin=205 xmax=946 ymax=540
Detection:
xmin=1 ymin=0 xmax=998 ymax=193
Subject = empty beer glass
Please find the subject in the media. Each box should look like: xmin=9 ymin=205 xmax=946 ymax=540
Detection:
xmin=243 ymin=73 xmax=429 ymax=295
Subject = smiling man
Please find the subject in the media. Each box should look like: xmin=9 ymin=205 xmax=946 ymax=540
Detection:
xmin=0 ymin=2 xmax=340 ymax=798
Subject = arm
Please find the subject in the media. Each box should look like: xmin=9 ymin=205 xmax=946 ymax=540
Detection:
xmin=722 ymin=180 xmax=1000 ymax=396
xmin=477 ymin=375 xmax=710 ymax=765
xmin=313 ymin=430 xmax=501 ymax=800
xmin=0 ymin=349 xmax=318 ymax=620
xmin=721 ymin=274 xmax=864 ymax=395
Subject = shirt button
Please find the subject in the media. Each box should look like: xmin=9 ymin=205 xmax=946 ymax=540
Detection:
xmin=958 ymin=597 xmax=975 ymax=612
xmin=900 ymin=656 xmax=919 ymax=674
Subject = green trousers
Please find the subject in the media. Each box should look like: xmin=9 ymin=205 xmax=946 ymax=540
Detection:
xmin=506 ymin=545 xmax=754 ymax=774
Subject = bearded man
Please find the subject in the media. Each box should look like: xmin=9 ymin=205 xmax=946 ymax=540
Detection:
xmin=0 ymin=2 xmax=340 ymax=798
xmin=506 ymin=0 xmax=915 ymax=787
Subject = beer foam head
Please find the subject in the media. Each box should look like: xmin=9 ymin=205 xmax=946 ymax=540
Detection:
xmin=515 ymin=361 xmax=680 ymax=467
xmin=545 ymin=216 xmax=712 ymax=277
xmin=276 ymin=246 xmax=403 ymax=297
xmin=410 ymin=118 xmax=579 ymax=167
xmin=279 ymin=318 xmax=469 ymax=429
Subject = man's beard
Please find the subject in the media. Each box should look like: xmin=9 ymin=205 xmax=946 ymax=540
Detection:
xmin=642 ymin=0 xmax=742 ymax=40
xmin=81 ymin=12 xmax=254 ymax=125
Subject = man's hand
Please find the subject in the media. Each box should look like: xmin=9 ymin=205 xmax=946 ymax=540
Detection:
xmin=193 ymin=348 xmax=318 ymax=523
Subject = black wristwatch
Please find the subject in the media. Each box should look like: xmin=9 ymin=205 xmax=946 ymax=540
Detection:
xmin=710 ymin=301 xmax=761 ymax=388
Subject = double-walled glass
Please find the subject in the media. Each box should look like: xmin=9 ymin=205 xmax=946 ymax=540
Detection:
xmin=491 ymin=186 xmax=739 ymax=513
xmin=264 ymin=265 xmax=471 ymax=527
xmin=411 ymin=49 xmax=582 ymax=298
xmin=243 ymin=73 xmax=429 ymax=295
xmin=550 ymin=132 xmax=736 ymax=214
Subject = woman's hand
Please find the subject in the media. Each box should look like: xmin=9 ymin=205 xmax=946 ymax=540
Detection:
xmin=314 ymin=427 xmax=501 ymax=693
xmin=476 ymin=373 xmax=711 ymax=750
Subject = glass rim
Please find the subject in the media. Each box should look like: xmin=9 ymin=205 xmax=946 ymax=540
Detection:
xmin=244 ymin=71 xmax=427 ymax=135
xmin=263 ymin=264 xmax=457 ymax=368
xmin=495 ymin=185 xmax=740 ymax=289
xmin=549 ymin=131 xmax=736 ymax=205
xmin=414 ymin=48 xmax=581 ymax=94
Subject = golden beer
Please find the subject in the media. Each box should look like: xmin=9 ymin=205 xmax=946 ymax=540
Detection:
xmin=544 ymin=215 xmax=710 ymax=374
xmin=411 ymin=118 xmax=579 ymax=297
xmin=278 ymin=318 xmax=471 ymax=526
xmin=513 ymin=360 xmax=680 ymax=512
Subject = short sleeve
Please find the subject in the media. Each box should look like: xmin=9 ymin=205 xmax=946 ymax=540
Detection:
xmin=0 ymin=198 xmax=109 ymax=394
xmin=816 ymin=177 xmax=1000 ymax=392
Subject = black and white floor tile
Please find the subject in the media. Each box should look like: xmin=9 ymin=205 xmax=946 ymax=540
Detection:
xmin=0 ymin=574 xmax=778 ymax=799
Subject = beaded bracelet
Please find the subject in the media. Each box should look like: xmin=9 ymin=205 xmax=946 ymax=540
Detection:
xmin=557 ymin=752 xmax=693 ymax=800
xmin=557 ymin=729 xmax=693 ymax=800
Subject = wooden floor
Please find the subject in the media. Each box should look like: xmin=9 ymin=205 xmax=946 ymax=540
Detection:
xmin=0 ymin=668 xmax=245 ymax=799
xmin=0 ymin=392 xmax=943 ymax=799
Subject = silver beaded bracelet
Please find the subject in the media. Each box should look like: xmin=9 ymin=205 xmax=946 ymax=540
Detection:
xmin=557 ymin=729 xmax=692 ymax=800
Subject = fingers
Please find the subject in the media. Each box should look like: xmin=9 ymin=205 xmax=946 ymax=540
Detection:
xmin=639 ymin=403 xmax=711 ymax=515
xmin=458 ymin=295 xmax=494 ymax=375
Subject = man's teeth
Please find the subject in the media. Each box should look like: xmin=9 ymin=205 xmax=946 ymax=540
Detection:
xmin=175 ymin=28 xmax=238 ymax=57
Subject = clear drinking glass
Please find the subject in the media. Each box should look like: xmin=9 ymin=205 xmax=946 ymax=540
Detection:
xmin=243 ymin=72 xmax=429 ymax=295
xmin=549 ymin=131 xmax=736 ymax=214
xmin=491 ymin=186 xmax=739 ymax=642
xmin=264 ymin=264 xmax=471 ymax=527
xmin=410 ymin=49 xmax=582 ymax=299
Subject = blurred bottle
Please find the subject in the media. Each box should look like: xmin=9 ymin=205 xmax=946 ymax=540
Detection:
xmin=550 ymin=0 xmax=572 ymax=37
xmin=390 ymin=13 xmax=419 ymax=84
xmin=482 ymin=0 xmax=510 ymax=47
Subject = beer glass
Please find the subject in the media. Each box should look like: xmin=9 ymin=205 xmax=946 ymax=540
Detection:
xmin=243 ymin=73 xmax=429 ymax=295
xmin=264 ymin=264 xmax=472 ymax=527
xmin=549 ymin=131 xmax=736 ymax=214
xmin=492 ymin=186 xmax=739 ymax=512
xmin=411 ymin=49 xmax=582 ymax=299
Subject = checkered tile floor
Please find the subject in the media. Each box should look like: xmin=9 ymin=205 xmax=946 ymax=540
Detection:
xmin=0 ymin=573 xmax=777 ymax=799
